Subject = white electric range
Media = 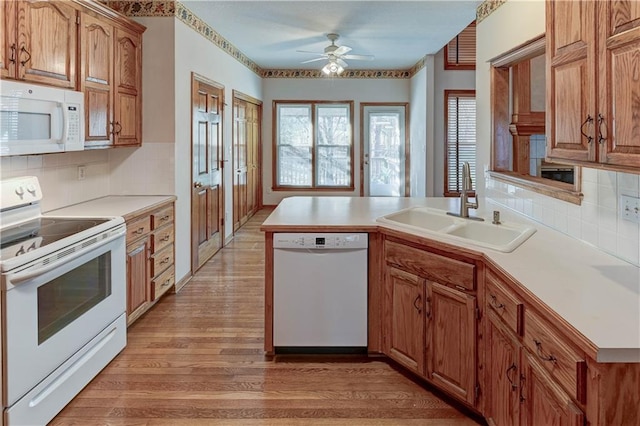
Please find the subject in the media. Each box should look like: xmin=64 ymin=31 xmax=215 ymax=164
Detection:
xmin=0 ymin=176 xmax=127 ymax=426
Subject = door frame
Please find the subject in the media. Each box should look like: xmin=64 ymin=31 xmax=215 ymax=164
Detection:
xmin=359 ymin=102 xmax=410 ymax=196
xmin=232 ymin=90 xmax=263 ymax=232
xmin=190 ymin=72 xmax=225 ymax=274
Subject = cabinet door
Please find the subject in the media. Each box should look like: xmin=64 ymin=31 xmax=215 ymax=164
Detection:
xmin=597 ymin=0 xmax=640 ymax=168
xmin=80 ymin=12 xmax=114 ymax=146
xmin=17 ymin=0 xmax=77 ymax=88
xmin=0 ymin=0 xmax=16 ymax=79
xmin=114 ymin=26 xmax=142 ymax=146
xmin=126 ymin=238 xmax=150 ymax=324
xmin=546 ymin=0 xmax=597 ymax=163
xmin=520 ymin=351 xmax=584 ymax=426
xmin=486 ymin=311 xmax=521 ymax=426
xmin=385 ymin=266 xmax=425 ymax=375
xmin=426 ymin=281 xmax=477 ymax=406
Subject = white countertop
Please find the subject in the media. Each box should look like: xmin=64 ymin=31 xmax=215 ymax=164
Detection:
xmin=46 ymin=195 xmax=176 ymax=221
xmin=262 ymin=196 xmax=640 ymax=363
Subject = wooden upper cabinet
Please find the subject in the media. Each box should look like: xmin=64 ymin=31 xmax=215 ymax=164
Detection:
xmin=113 ymin=26 xmax=142 ymax=146
xmin=0 ymin=1 xmax=17 ymax=79
xmin=2 ymin=1 xmax=78 ymax=88
xmin=597 ymin=0 xmax=640 ymax=168
xmin=546 ymin=0 xmax=596 ymax=163
xmin=80 ymin=12 xmax=113 ymax=144
xmin=547 ymin=0 xmax=640 ymax=171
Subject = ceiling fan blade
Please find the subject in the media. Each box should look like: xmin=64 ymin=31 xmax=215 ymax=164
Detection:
xmin=336 ymin=58 xmax=348 ymax=68
xmin=342 ymin=54 xmax=375 ymax=61
xmin=333 ymin=45 xmax=352 ymax=56
xmin=301 ymin=57 xmax=327 ymax=64
xmin=296 ymin=50 xmax=326 ymax=56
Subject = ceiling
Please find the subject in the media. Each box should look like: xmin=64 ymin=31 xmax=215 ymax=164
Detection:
xmin=181 ymin=1 xmax=479 ymax=71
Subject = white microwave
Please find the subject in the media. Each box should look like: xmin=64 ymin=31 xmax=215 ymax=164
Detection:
xmin=0 ymin=80 xmax=84 ymax=156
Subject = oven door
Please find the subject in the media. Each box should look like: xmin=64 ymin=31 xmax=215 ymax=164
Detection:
xmin=2 ymin=229 xmax=125 ymax=406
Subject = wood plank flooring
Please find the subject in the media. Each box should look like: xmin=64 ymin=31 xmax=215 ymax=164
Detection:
xmin=51 ymin=209 xmax=481 ymax=425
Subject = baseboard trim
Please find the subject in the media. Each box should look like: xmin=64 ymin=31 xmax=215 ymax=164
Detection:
xmin=173 ymin=273 xmax=192 ymax=293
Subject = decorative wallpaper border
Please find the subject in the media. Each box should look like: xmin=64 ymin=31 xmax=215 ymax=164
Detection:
xmin=105 ymin=0 xmax=491 ymax=79
xmin=476 ymin=0 xmax=508 ymax=23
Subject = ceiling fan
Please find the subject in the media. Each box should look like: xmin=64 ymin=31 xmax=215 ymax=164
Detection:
xmin=298 ymin=33 xmax=374 ymax=75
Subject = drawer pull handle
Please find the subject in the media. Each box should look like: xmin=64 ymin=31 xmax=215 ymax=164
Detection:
xmin=489 ymin=294 xmax=505 ymax=310
xmin=20 ymin=46 xmax=31 ymax=66
xmin=9 ymin=43 xmax=16 ymax=64
xmin=162 ymin=235 xmax=171 ymax=242
xmin=597 ymin=113 xmax=607 ymax=145
xmin=506 ymin=363 xmax=517 ymax=391
xmin=160 ymin=257 xmax=170 ymax=265
xmin=162 ymin=278 xmax=171 ymax=287
xmin=424 ymin=296 xmax=431 ymax=318
xmin=161 ymin=215 xmax=170 ymax=221
xmin=413 ymin=295 xmax=422 ymax=314
xmin=519 ymin=373 xmax=526 ymax=403
xmin=534 ymin=339 xmax=557 ymax=363
xmin=134 ymin=227 xmax=145 ymax=234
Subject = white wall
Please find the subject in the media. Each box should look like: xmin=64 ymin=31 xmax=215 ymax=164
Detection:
xmin=433 ymin=48 xmax=475 ymax=196
xmin=409 ymin=65 xmax=428 ymax=197
xmin=477 ymin=0 xmax=640 ymax=267
xmin=261 ymin=77 xmax=409 ymax=205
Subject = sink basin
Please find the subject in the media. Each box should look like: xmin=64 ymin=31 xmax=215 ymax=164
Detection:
xmin=379 ymin=207 xmax=459 ymax=232
xmin=377 ymin=207 xmax=536 ymax=252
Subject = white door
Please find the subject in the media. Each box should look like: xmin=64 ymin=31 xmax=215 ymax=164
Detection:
xmin=362 ymin=104 xmax=408 ymax=196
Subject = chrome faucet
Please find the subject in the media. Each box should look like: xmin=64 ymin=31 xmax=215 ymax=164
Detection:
xmin=448 ymin=162 xmax=483 ymax=221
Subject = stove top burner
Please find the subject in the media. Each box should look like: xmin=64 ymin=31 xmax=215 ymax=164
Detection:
xmin=1 ymin=217 xmax=111 ymax=261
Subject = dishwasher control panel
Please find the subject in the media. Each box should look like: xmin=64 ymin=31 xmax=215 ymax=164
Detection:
xmin=273 ymin=233 xmax=368 ymax=249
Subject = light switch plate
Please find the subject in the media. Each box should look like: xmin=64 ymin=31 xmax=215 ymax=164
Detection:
xmin=620 ymin=194 xmax=640 ymax=223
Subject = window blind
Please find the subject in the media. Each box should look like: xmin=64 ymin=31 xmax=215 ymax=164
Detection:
xmin=445 ymin=21 xmax=476 ymax=70
xmin=446 ymin=93 xmax=476 ymax=195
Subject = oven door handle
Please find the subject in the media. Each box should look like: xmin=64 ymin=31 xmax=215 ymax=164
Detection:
xmin=9 ymin=232 xmax=124 ymax=285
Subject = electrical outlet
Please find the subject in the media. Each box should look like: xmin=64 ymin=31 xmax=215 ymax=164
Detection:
xmin=77 ymin=165 xmax=86 ymax=181
xmin=620 ymin=194 xmax=640 ymax=223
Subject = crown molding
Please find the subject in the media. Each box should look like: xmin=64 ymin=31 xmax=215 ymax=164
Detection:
xmin=476 ymin=0 xmax=508 ymax=23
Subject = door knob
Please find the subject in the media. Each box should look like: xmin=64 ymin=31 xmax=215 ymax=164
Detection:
xmin=194 ymin=182 xmax=203 ymax=188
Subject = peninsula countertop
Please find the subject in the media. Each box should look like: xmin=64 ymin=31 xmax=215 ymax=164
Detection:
xmin=262 ymin=196 xmax=640 ymax=363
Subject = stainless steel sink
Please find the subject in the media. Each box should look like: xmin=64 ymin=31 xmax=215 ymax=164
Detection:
xmin=376 ymin=207 xmax=536 ymax=252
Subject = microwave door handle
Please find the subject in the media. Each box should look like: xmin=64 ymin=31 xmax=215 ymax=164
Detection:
xmin=59 ymin=102 xmax=68 ymax=144
xmin=9 ymin=231 xmax=124 ymax=285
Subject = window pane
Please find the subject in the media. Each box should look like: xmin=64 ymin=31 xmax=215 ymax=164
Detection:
xmin=446 ymin=93 xmax=476 ymax=194
xmin=316 ymin=105 xmax=351 ymax=187
xmin=277 ymin=105 xmax=312 ymax=186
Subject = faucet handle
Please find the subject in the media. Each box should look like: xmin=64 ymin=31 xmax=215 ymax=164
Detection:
xmin=492 ymin=210 xmax=501 ymax=225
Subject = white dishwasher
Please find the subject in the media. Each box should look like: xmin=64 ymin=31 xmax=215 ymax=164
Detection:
xmin=273 ymin=232 xmax=368 ymax=353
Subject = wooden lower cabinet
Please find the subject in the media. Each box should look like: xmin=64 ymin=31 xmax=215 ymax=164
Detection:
xmin=385 ymin=266 xmax=425 ymax=374
xmin=383 ymin=237 xmax=480 ymax=409
xmin=126 ymin=236 xmax=150 ymax=320
xmin=486 ymin=311 xmax=521 ymax=426
xmin=520 ymin=351 xmax=584 ymax=426
xmin=427 ymin=281 xmax=477 ymax=406
xmin=125 ymin=200 xmax=175 ymax=325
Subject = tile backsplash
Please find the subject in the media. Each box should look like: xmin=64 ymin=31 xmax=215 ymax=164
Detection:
xmin=1 ymin=150 xmax=110 ymax=212
xmin=487 ymin=167 xmax=640 ymax=267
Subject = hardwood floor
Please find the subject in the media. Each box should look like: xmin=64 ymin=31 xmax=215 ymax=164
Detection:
xmin=51 ymin=209 xmax=480 ymax=425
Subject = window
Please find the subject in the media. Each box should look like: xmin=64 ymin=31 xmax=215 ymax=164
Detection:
xmin=444 ymin=21 xmax=476 ymax=70
xmin=444 ymin=90 xmax=476 ymax=196
xmin=274 ymin=101 xmax=354 ymax=190
xmin=490 ymin=35 xmax=582 ymax=205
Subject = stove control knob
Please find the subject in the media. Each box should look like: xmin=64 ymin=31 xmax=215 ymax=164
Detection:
xmin=15 ymin=186 xmax=25 ymax=198
xmin=26 ymin=183 xmax=37 ymax=195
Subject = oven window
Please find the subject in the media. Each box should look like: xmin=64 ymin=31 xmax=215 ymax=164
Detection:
xmin=37 ymin=252 xmax=112 ymax=344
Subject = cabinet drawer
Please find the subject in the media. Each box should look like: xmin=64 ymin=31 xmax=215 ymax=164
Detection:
xmin=523 ymin=309 xmax=587 ymax=403
xmin=486 ymin=271 xmax=523 ymax=335
xmin=152 ymin=224 xmax=174 ymax=252
xmin=151 ymin=265 xmax=174 ymax=301
xmin=126 ymin=216 xmax=151 ymax=241
xmin=151 ymin=243 xmax=173 ymax=277
xmin=152 ymin=206 xmax=173 ymax=229
xmin=385 ymin=240 xmax=475 ymax=290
